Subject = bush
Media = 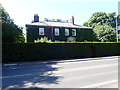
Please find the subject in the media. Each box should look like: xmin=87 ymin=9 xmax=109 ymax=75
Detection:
xmin=34 ymin=37 xmax=52 ymax=43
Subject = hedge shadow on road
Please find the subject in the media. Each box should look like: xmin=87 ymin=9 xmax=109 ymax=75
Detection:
xmin=2 ymin=63 xmax=62 ymax=88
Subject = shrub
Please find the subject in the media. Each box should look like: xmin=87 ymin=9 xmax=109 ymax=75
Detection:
xmin=34 ymin=37 xmax=52 ymax=43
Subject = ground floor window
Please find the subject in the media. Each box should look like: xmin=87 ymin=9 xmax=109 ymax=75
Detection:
xmin=72 ymin=29 xmax=76 ymax=36
xmin=65 ymin=29 xmax=69 ymax=36
xmin=39 ymin=28 xmax=44 ymax=35
xmin=54 ymin=28 xmax=60 ymax=36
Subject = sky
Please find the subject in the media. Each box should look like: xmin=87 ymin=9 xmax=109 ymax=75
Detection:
xmin=1 ymin=0 xmax=119 ymax=27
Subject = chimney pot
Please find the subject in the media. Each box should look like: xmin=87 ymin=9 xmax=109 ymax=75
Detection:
xmin=34 ymin=14 xmax=39 ymax=22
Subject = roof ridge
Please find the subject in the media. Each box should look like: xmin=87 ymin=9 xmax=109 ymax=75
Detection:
xmin=26 ymin=22 xmax=92 ymax=29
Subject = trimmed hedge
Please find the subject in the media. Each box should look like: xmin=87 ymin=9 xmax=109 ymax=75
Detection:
xmin=2 ymin=43 xmax=120 ymax=63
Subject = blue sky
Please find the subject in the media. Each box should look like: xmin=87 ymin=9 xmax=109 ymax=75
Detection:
xmin=1 ymin=0 xmax=119 ymax=27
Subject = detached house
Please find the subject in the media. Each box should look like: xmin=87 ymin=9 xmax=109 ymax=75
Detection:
xmin=26 ymin=14 xmax=93 ymax=42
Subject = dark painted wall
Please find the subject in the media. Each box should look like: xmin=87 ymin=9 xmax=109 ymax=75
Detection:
xmin=26 ymin=25 xmax=93 ymax=42
xmin=26 ymin=25 xmax=53 ymax=42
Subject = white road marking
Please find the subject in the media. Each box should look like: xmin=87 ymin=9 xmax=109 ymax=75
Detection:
xmin=4 ymin=64 xmax=18 ymax=66
xmin=81 ymin=80 xmax=118 ymax=88
xmin=1 ymin=72 xmax=42 ymax=79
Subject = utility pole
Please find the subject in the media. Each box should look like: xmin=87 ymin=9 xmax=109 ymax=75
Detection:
xmin=117 ymin=1 xmax=120 ymax=42
xmin=116 ymin=16 xmax=118 ymax=42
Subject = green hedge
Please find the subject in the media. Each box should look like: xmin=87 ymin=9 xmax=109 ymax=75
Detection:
xmin=2 ymin=43 xmax=120 ymax=63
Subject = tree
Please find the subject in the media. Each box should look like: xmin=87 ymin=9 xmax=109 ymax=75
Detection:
xmin=83 ymin=12 xmax=119 ymax=42
xmin=93 ymin=25 xmax=116 ymax=42
xmin=2 ymin=23 xmax=25 ymax=43
xmin=83 ymin=12 xmax=117 ymax=28
xmin=0 ymin=4 xmax=25 ymax=43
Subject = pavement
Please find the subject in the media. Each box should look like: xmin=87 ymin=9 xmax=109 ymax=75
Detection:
xmin=2 ymin=56 xmax=120 ymax=67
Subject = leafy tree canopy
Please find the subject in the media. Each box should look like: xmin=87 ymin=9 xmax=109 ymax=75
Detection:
xmin=0 ymin=4 xmax=25 ymax=43
xmin=83 ymin=12 xmax=117 ymax=28
xmin=93 ymin=25 xmax=116 ymax=42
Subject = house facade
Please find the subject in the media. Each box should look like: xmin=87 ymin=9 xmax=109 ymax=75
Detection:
xmin=26 ymin=15 xmax=93 ymax=42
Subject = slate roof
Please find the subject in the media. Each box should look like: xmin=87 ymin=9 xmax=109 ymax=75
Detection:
xmin=26 ymin=21 xmax=92 ymax=29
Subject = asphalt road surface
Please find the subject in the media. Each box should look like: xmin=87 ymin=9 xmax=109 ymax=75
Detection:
xmin=2 ymin=56 xmax=118 ymax=88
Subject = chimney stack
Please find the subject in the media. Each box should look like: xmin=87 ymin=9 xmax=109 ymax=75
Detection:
xmin=34 ymin=14 xmax=39 ymax=22
xmin=70 ymin=16 xmax=74 ymax=25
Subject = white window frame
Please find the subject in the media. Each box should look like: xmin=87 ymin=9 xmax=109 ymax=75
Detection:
xmin=39 ymin=28 xmax=44 ymax=35
xmin=54 ymin=28 xmax=60 ymax=36
xmin=72 ymin=29 xmax=76 ymax=36
xmin=65 ymin=29 xmax=69 ymax=36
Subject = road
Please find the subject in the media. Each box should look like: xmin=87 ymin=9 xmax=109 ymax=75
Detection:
xmin=2 ymin=56 xmax=118 ymax=88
